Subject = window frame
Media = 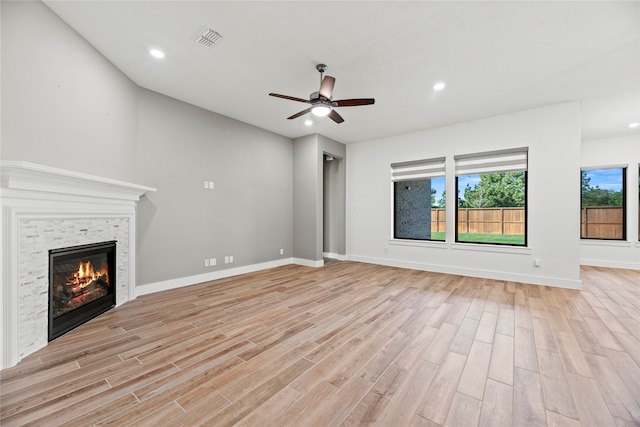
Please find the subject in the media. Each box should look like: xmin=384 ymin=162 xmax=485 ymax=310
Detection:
xmin=580 ymin=166 xmax=627 ymax=241
xmin=453 ymin=147 xmax=529 ymax=247
xmin=390 ymin=157 xmax=446 ymax=242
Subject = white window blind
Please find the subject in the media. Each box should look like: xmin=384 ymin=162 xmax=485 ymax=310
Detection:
xmin=454 ymin=147 xmax=528 ymax=176
xmin=391 ymin=157 xmax=446 ymax=182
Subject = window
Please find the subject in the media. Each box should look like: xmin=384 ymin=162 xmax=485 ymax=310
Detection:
xmin=391 ymin=157 xmax=446 ymax=241
xmin=581 ymin=167 xmax=626 ymax=240
xmin=454 ymin=148 xmax=528 ymax=245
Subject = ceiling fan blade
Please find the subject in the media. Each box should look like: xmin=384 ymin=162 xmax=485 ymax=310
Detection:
xmin=319 ymin=76 xmax=335 ymax=99
xmin=332 ymin=98 xmax=375 ymax=107
xmin=287 ymin=108 xmax=312 ymax=120
xmin=269 ymin=93 xmax=311 ymax=104
xmin=328 ymin=110 xmax=344 ymax=124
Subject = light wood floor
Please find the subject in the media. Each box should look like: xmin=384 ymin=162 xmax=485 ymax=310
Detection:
xmin=1 ymin=261 xmax=639 ymax=426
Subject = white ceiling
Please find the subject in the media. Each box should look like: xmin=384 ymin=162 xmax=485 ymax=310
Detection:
xmin=43 ymin=1 xmax=639 ymax=144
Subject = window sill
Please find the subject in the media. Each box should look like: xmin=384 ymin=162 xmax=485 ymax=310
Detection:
xmin=389 ymin=239 xmax=448 ymax=249
xmin=581 ymin=239 xmax=633 ymax=248
xmin=451 ymin=242 xmax=531 ymax=255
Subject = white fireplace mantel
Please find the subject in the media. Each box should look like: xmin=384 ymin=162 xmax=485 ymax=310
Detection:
xmin=1 ymin=161 xmax=155 ymax=202
xmin=1 ymin=161 xmax=156 ymax=369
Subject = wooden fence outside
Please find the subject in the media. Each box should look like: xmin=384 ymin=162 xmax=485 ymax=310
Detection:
xmin=581 ymin=206 xmax=624 ymax=239
xmin=432 ymin=206 xmax=624 ymax=238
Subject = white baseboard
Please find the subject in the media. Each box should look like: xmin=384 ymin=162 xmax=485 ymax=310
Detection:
xmin=293 ymin=258 xmax=325 ymax=268
xmin=136 ymin=258 xmax=294 ymax=296
xmin=137 ymin=252 xmax=591 ymax=298
xmin=323 ymin=252 xmax=346 ymax=261
xmin=346 ymin=254 xmax=583 ymax=290
xmin=580 ymin=258 xmax=640 ymax=270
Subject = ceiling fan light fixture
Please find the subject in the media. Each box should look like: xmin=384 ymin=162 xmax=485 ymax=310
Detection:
xmin=311 ymin=105 xmax=331 ymax=117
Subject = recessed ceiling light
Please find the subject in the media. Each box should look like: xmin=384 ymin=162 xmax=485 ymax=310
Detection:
xmin=629 ymin=122 xmax=639 ymax=129
xmin=304 ymin=119 xmax=313 ymax=126
xmin=433 ymin=82 xmax=446 ymax=91
xmin=149 ymin=49 xmax=165 ymax=59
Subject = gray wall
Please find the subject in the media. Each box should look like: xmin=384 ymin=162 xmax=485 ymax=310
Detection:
xmin=2 ymin=1 xmax=294 ymax=289
xmin=322 ymin=142 xmax=346 ymax=257
xmin=292 ymin=135 xmax=320 ymax=261
xmin=293 ymin=134 xmax=346 ymax=262
xmin=1 ymin=0 xmax=138 ymax=182
xmin=136 ymin=89 xmax=293 ymax=285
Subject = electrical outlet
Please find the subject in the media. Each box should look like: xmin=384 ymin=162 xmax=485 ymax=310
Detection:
xmin=229 ymin=255 xmax=234 ymax=263
xmin=280 ymin=248 xmax=284 ymax=255
xmin=204 ymin=259 xmax=210 ymax=267
xmin=225 ymin=256 xmax=229 ymax=264
xmin=204 ymin=181 xmax=209 ymax=189
xmin=209 ymin=181 xmax=214 ymax=189
xmin=210 ymin=258 xmax=216 ymax=266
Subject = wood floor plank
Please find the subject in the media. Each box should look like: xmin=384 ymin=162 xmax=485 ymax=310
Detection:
xmin=555 ymin=330 xmax=592 ymax=377
xmin=479 ymin=379 xmax=513 ymax=427
xmin=514 ymin=367 xmax=547 ymax=427
xmin=496 ymin=307 xmax=515 ymax=336
xmin=233 ymin=386 xmax=300 ymax=427
xmin=545 ymin=410 xmax=581 ymax=427
xmin=515 ymin=326 xmax=539 ymax=372
xmin=1 ymin=262 xmax=636 ymax=426
xmin=416 ymin=351 xmax=467 ymax=425
xmin=488 ymin=333 xmax=514 ymax=385
xmin=444 ymin=392 xmax=482 ymax=427
xmin=449 ymin=317 xmax=479 ymax=356
xmin=420 ymin=322 xmax=459 ymax=365
xmin=340 ymin=364 xmax=406 ymax=426
xmin=376 ymin=359 xmax=439 ymax=426
xmin=475 ymin=311 xmax=498 ymax=344
xmin=457 ymin=339 xmax=492 ymax=400
xmin=584 ymin=353 xmax=640 ymax=423
xmin=537 ymin=348 xmax=579 ymax=419
xmin=567 ymin=372 xmax=617 ymax=427
xmin=604 ymin=349 xmax=640 ymax=409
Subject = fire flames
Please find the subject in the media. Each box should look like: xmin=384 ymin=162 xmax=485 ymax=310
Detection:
xmin=68 ymin=260 xmax=108 ymax=289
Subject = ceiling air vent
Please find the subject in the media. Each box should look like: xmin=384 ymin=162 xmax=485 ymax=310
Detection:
xmin=195 ymin=28 xmax=223 ymax=48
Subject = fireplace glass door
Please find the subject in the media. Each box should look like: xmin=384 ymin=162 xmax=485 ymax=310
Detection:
xmin=49 ymin=241 xmax=116 ymax=340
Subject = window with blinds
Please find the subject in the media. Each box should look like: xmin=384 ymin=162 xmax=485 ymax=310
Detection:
xmin=454 ymin=148 xmax=528 ymax=246
xmin=391 ymin=157 xmax=446 ymax=241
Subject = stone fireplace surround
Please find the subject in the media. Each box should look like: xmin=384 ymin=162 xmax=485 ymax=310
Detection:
xmin=1 ymin=161 xmax=156 ymax=369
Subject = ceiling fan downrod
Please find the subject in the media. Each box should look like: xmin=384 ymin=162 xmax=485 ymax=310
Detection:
xmin=316 ymin=63 xmax=327 ymax=85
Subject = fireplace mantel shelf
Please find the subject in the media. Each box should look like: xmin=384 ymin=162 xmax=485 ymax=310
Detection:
xmin=1 ymin=161 xmax=157 ymax=201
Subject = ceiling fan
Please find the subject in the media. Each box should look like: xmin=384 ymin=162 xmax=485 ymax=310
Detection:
xmin=269 ymin=64 xmax=375 ymax=124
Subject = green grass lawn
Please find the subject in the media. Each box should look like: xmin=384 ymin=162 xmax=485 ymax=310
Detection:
xmin=429 ymin=232 xmax=524 ymax=245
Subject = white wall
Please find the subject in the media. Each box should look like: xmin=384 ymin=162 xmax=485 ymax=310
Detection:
xmin=580 ymin=135 xmax=640 ymax=269
xmin=347 ymin=102 xmax=583 ymax=289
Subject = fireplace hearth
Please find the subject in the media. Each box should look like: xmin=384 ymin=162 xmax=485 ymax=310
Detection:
xmin=49 ymin=241 xmax=116 ymax=341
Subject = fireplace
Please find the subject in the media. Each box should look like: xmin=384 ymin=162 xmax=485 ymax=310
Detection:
xmin=49 ymin=241 xmax=116 ymax=341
